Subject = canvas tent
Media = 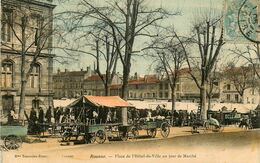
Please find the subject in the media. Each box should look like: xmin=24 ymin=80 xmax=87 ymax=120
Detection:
xmin=128 ymin=100 xmax=255 ymax=113
xmin=68 ymin=95 xmax=133 ymax=108
xmin=67 ymin=96 xmax=133 ymax=125
xmin=53 ymin=98 xmax=77 ymax=108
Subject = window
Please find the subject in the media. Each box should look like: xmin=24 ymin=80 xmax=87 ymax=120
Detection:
xmin=1 ymin=60 xmax=13 ymax=88
xmin=159 ymin=92 xmax=162 ymax=98
xmin=159 ymin=83 xmax=163 ymax=89
xmin=2 ymin=95 xmax=14 ymax=116
xmin=227 ymin=94 xmax=230 ymax=101
xmin=165 ymin=83 xmax=168 ymax=90
xmin=31 ymin=15 xmax=43 ymax=46
xmin=235 ymin=94 xmax=239 ymax=102
xmin=165 ymin=92 xmax=168 ymax=98
xmin=227 ymin=84 xmax=231 ymax=91
xmin=1 ymin=10 xmax=12 ymax=42
xmin=29 ymin=64 xmax=40 ymax=89
xmin=177 ymin=84 xmax=180 ymax=91
xmin=135 ymin=85 xmax=139 ymax=89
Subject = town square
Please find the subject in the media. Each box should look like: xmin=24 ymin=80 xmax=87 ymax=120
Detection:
xmin=0 ymin=0 xmax=260 ymax=163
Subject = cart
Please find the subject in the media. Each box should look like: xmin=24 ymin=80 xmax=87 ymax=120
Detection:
xmin=106 ymin=124 xmax=133 ymax=141
xmin=1 ymin=124 xmax=27 ymax=150
xmin=131 ymin=119 xmax=171 ymax=138
xmin=191 ymin=119 xmax=224 ymax=134
xmin=60 ymin=122 xmax=132 ymax=144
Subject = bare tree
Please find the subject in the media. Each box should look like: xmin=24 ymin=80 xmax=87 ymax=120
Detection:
xmin=206 ymin=63 xmax=220 ymax=110
xmin=224 ymin=62 xmax=255 ymax=103
xmin=94 ymin=35 xmax=120 ymax=96
xmin=56 ymin=24 xmax=121 ymax=96
xmin=1 ymin=1 xmax=57 ymax=120
xmin=61 ymin=0 xmax=179 ymax=99
xmin=230 ymin=45 xmax=260 ymax=79
xmin=176 ymin=10 xmax=225 ymax=121
xmin=145 ymin=29 xmax=186 ymax=124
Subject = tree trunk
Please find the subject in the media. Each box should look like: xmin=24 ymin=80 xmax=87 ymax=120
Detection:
xmin=121 ymin=64 xmax=130 ymax=99
xmin=207 ymin=96 xmax=211 ymax=111
xmin=200 ymin=84 xmax=207 ymax=121
xmin=104 ymin=84 xmax=111 ymax=96
xmin=18 ymin=55 xmax=26 ymax=120
xmin=105 ymin=84 xmax=108 ymax=96
xmin=171 ymin=90 xmax=176 ymax=126
xmin=240 ymin=93 xmax=244 ymax=104
xmin=121 ymin=71 xmax=129 ymax=99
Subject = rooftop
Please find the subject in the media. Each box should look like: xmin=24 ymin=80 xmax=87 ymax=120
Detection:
xmin=129 ymin=74 xmax=160 ymax=85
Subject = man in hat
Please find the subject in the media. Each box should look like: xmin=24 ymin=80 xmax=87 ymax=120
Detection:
xmin=45 ymin=106 xmax=52 ymax=124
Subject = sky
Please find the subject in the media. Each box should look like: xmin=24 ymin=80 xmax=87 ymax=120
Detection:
xmin=52 ymin=0 xmax=226 ymax=75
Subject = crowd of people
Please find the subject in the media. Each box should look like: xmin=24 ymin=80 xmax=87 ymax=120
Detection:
xmin=132 ymin=106 xmax=198 ymax=127
xmin=7 ymin=103 xmax=256 ymax=135
xmin=22 ymin=104 xmax=204 ymax=134
xmin=25 ymin=106 xmax=76 ymax=134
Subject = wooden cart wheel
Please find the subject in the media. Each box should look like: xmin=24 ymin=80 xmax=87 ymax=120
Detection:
xmin=147 ymin=128 xmax=157 ymax=138
xmin=61 ymin=131 xmax=71 ymax=142
xmin=121 ymin=131 xmax=128 ymax=141
xmin=4 ymin=135 xmax=22 ymax=150
xmin=131 ymin=127 xmax=139 ymax=138
xmin=90 ymin=134 xmax=96 ymax=143
xmin=95 ymin=130 xmax=106 ymax=144
xmin=191 ymin=125 xmax=198 ymax=134
xmin=160 ymin=122 xmax=170 ymax=138
xmin=213 ymin=125 xmax=224 ymax=133
xmin=83 ymin=134 xmax=96 ymax=144
xmin=219 ymin=125 xmax=224 ymax=132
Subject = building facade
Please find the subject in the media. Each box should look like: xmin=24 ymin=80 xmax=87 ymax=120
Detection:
xmin=220 ymin=65 xmax=260 ymax=104
xmin=128 ymin=74 xmax=160 ymax=100
xmin=0 ymin=0 xmax=55 ymax=118
xmin=53 ymin=67 xmax=93 ymax=99
xmin=83 ymin=73 xmax=123 ymax=96
xmin=220 ymin=81 xmax=260 ymax=104
xmin=53 ymin=68 xmax=122 ymax=98
xmin=52 ymin=66 xmax=259 ymax=104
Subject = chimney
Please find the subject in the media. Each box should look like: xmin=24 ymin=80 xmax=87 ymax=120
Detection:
xmin=134 ymin=72 xmax=138 ymax=80
xmin=93 ymin=62 xmax=96 ymax=70
xmin=86 ymin=66 xmax=91 ymax=76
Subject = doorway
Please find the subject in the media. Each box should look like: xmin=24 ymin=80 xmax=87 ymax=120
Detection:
xmin=2 ymin=95 xmax=14 ymax=116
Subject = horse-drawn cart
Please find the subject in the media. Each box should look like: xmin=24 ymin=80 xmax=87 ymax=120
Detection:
xmin=59 ymin=96 xmax=135 ymax=144
xmin=1 ymin=124 xmax=27 ymax=150
xmin=191 ymin=118 xmax=224 ymax=134
xmin=131 ymin=119 xmax=171 ymax=138
xmin=60 ymin=122 xmax=132 ymax=144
